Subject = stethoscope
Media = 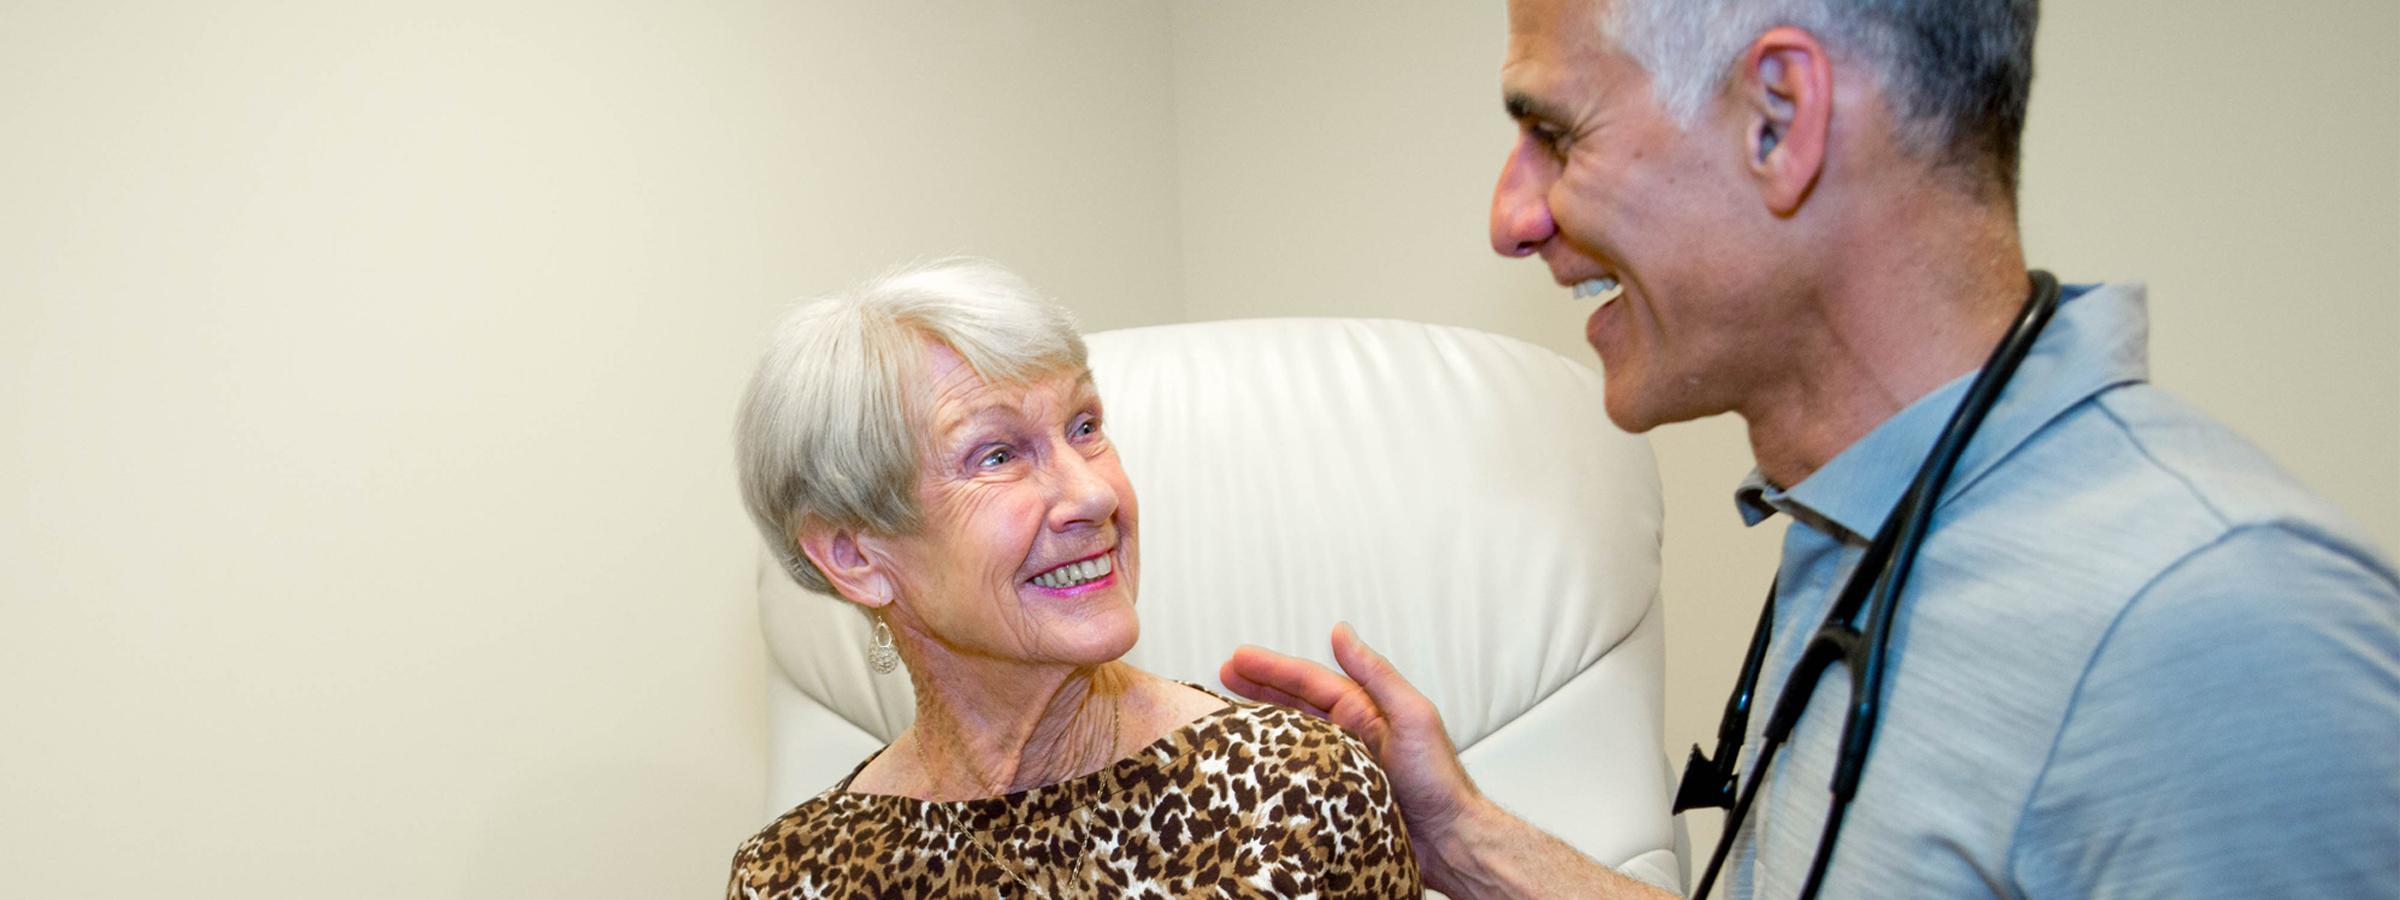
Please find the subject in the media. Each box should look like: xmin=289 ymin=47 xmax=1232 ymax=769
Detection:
xmin=1674 ymin=271 xmax=2063 ymax=900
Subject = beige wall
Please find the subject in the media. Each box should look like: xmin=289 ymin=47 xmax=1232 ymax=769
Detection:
xmin=1167 ymin=0 xmax=2400 ymax=866
xmin=0 ymin=2 xmax=1178 ymax=896
xmin=6 ymin=1 xmax=2394 ymax=896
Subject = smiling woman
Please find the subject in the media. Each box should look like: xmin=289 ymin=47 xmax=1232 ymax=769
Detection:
xmin=726 ymin=259 xmax=1422 ymax=898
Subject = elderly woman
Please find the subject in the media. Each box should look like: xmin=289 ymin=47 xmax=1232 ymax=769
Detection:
xmin=725 ymin=259 xmax=1420 ymax=898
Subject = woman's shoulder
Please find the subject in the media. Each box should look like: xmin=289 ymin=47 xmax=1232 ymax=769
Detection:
xmin=1165 ymin=691 xmax=1423 ymax=896
xmin=1182 ymin=691 xmax=1389 ymax=784
xmin=726 ymin=787 xmax=916 ymax=897
xmin=725 ymin=793 xmax=842 ymax=875
xmin=732 ymin=749 xmax=891 ymax=856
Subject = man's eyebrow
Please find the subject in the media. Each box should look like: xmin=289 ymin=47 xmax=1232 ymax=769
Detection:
xmin=1504 ymin=91 xmax=1558 ymax=123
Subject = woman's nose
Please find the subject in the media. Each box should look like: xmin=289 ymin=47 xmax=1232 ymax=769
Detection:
xmin=1045 ymin=450 xmax=1118 ymax=531
xmin=1490 ymin=137 xmax=1557 ymax=258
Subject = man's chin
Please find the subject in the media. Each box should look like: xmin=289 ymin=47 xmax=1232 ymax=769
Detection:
xmin=1601 ymin=387 xmax=1667 ymax=434
xmin=1602 ymin=383 xmax=1718 ymax=434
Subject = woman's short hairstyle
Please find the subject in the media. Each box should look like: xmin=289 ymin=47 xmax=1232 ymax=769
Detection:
xmin=736 ymin=258 xmax=1088 ymax=594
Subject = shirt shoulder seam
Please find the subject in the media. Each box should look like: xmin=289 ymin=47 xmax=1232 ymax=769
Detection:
xmin=1997 ymin=517 xmax=2360 ymax=885
xmin=2090 ymin=392 xmax=2238 ymax=529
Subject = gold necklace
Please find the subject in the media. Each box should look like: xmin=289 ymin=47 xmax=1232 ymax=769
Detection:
xmin=911 ymin=697 xmax=1122 ymax=897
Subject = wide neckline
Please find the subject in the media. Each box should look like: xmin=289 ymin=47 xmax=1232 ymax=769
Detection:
xmin=830 ymin=683 xmax=1243 ymax=832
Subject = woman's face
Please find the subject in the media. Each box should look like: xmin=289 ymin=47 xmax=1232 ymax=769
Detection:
xmin=877 ymin=341 xmax=1141 ymax=670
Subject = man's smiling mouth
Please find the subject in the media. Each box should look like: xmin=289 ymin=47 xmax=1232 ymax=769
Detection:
xmin=1572 ymin=276 xmax=1623 ymax=303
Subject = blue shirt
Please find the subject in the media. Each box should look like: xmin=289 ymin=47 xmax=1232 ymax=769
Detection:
xmin=1722 ymin=282 xmax=2400 ymax=898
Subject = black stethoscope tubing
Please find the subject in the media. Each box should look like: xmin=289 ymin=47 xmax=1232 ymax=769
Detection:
xmin=1680 ymin=271 xmax=2064 ymax=900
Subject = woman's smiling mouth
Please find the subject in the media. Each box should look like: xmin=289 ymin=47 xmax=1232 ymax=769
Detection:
xmin=1029 ymin=553 xmax=1114 ymax=591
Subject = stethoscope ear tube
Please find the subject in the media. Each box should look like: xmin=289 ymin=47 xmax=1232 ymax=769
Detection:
xmin=1831 ymin=269 xmax=2061 ymax=795
xmin=1687 ymin=271 xmax=2064 ymax=900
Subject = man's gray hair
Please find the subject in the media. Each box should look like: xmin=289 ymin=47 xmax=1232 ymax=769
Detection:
xmin=735 ymin=258 xmax=1087 ymax=594
xmin=1608 ymin=0 xmax=2038 ymax=196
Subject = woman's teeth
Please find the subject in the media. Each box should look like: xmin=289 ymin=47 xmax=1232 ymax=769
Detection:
xmin=1573 ymin=277 xmax=1622 ymax=302
xmin=1032 ymin=555 xmax=1112 ymax=589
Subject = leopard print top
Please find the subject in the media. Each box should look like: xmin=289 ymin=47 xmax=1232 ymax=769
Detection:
xmin=725 ymin=694 xmax=1421 ymax=898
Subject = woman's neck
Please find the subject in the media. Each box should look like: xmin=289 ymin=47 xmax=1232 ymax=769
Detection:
xmin=904 ymin=660 xmax=1141 ymax=800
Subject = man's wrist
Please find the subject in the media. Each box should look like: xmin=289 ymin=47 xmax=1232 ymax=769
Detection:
xmin=1416 ymin=794 xmax=1667 ymax=900
xmin=1415 ymin=793 xmax=1514 ymax=897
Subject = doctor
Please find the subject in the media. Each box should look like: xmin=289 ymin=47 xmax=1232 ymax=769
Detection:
xmin=1222 ymin=0 xmax=2400 ymax=897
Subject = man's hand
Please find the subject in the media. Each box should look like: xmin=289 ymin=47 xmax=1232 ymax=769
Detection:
xmin=1224 ymin=623 xmax=1673 ymax=900
xmin=1221 ymin=623 xmax=1483 ymax=887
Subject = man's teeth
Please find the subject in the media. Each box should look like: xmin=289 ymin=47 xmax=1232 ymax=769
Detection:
xmin=1572 ymin=277 xmax=1622 ymax=301
xmin=1032 ymin=555 xmax=1113 ymax=589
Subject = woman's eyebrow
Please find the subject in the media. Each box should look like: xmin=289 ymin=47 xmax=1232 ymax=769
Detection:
xmin=938 ymin=373 xmax=1099 ymax=440
xmin=937 ymin=405 xmax=1016 ymax=442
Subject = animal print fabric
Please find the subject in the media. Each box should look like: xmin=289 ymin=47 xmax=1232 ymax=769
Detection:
xmin=725 ymin=695 xmax=1421 ymax=898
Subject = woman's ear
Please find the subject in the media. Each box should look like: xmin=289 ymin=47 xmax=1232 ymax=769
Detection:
xmin=1738 ymin=27 xmax=1832 ymax=215
xmin=796 ymin=522 xmax=896 ymax=610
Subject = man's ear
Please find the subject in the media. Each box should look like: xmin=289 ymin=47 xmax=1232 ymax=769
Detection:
xmin=795 ymin=522 xmax=897 ymax=610
xmin=1738 ymin=27 xmax=1832 ymax=215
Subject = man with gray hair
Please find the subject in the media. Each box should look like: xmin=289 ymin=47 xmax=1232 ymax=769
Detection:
xmin=1223 ymin=0 xmax=2400 ymax=897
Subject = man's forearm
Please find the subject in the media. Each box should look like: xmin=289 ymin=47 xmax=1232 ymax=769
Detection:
xmin=1420 ymin=797 xmax=1680 ymax=900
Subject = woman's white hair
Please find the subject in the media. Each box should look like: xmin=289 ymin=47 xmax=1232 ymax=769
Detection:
xmin=735 ymin=258 xmax=1087 ymax=594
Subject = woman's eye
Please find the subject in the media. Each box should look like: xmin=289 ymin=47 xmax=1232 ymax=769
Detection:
xmin=1073 ymin=417 xmax=1100 ymax=438
xmin=976 ymin=447 xmax=1013 ymax=468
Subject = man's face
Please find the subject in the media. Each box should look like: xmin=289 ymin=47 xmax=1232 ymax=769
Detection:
xmin=1493 ymin=0 xmax=1790 ymax=432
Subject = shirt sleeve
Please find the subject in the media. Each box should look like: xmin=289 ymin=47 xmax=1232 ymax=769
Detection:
xmin=2009 ymin=524 xmax=2400 ymax=897
xmin=1315 ymin=729 xmax=1426 ymax=899
xmin=724 ymin=834 xmax=765 ymax=900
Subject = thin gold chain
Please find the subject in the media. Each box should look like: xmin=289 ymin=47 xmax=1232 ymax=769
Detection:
xmin=910 ymin=697 xmax=1121 ymax=899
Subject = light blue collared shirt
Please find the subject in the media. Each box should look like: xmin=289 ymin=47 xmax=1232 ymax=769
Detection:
xmin=1722 ymin=282 xmax=2400 ymax=898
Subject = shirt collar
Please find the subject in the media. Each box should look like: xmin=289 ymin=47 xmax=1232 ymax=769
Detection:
xmin=1733 ymin=281 xmax=2152 ymax=539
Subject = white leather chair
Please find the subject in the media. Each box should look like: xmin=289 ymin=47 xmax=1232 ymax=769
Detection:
xmin=755 ymin=318 xmax=1681 ymax=892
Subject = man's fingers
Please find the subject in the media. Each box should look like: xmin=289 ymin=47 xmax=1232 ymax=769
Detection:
xmin=1219 ymin=661 xmax=1330 ymax=720
xmin=1330 ymin=621 xmax=1439 ymax=725
xmin=1222 ymin=644 xmax=1365 ymax=715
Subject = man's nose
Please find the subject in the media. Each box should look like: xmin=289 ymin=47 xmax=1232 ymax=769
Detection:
xmin=1490 ymin=137 xmax=1556 ymax=258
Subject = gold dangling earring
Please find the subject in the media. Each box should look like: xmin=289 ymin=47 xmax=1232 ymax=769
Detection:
xmin=867 ymin=617 xmax=900 ymax=674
